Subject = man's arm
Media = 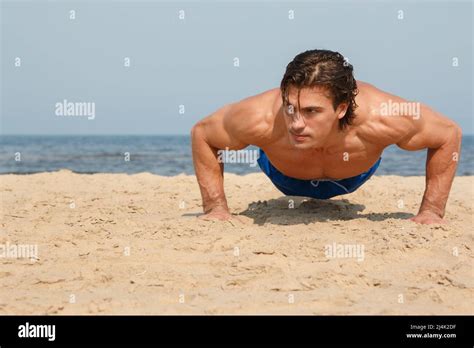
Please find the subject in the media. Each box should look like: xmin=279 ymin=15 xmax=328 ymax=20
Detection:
xmin=366 ymin=84 xmax=463 ymax=224
xmin=191 ymin=92 xmax=272 ymax=220
xmin=396 ymin=104 xmax=462 ymax=224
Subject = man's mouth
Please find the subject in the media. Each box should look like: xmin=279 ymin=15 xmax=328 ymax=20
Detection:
xmin=290 ymin=132 xmax=309 ymax=142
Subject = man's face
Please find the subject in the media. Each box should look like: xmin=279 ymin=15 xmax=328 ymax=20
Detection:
xmin=282 ymin=85 xmax=347 ymax=149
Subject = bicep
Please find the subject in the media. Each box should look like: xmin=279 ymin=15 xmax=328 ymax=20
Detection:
xmin=194 ymin=102 xmax=254 ymax=151
xmin=195 ymin=94 xmax=269 ymax=150
xmin=396 ymin=104 xmax=456 ymax=151
xmin=365 ymin=84 xmax=456 ymax=151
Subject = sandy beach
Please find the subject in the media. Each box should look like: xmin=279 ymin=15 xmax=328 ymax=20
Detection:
xmin=0 ymin=171 xmax=472 ymax=314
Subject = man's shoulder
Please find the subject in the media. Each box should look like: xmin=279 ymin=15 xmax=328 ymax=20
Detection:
xmin=231 ymin=87 xmax=280 ymax=119
xmin=224 ymin=88 xmax=280 ymax=144
xmin=353 ymin=81 xmax=414 ymax=147
xmin=355 ymin=81 xmax=391 ymax=112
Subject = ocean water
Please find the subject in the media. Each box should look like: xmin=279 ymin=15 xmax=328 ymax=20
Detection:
xmin=0 ymin=135 xmax=472 ymax=176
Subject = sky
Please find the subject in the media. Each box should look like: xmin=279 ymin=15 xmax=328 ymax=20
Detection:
xmin=1 ymin=0 xmax=473 ymax=135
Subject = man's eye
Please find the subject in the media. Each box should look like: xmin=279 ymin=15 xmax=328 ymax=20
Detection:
xmin=286 ymin=105 xmax=295 ymax=115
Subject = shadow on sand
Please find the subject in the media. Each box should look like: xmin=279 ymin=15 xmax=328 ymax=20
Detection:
xmin=239 ymin=196 xmax=414 ymax=226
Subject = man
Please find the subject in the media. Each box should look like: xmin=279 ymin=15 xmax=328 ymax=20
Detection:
xmin=191 ymin=49 xmax=462 ymax=225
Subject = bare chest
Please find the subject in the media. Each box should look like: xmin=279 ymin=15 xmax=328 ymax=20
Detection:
xmin=260 ymin=142 xmax=383 ymax=180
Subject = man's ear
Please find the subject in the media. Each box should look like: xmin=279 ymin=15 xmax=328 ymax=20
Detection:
xmin=336 ymin=102 xmax=349 ymax=120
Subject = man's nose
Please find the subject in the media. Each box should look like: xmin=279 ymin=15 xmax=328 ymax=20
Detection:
xmin=290 ymin=114 xmax=306 ymax=132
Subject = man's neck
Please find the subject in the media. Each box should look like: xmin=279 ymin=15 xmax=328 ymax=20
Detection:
xmin=310 ymin=124 xmax=349 ymax=155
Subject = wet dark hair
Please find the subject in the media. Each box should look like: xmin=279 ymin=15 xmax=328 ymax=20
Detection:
xmin=280 ymin=49 xmax=358 ymax=130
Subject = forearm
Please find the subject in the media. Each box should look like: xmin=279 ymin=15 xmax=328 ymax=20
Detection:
xmin=191 ymin=124 xmax=229 ymax=213
xmin=419 ymin=127 xmax=462 ymax=217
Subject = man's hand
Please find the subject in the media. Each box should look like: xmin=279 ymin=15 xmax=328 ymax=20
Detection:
xmin=198 ymin=207 xmax=245 ymax=223
xmin=198 ymin=206 xmax=233 ymax=221
xmin=409 ymin=210 xmax=446 ymax=225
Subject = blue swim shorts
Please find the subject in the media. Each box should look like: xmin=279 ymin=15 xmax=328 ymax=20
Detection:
xmin=257 ymin=148 xmax=381 ymax=199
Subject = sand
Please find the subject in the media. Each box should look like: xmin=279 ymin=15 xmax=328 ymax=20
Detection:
xmin=0 ymin=170 xmax=472 ymax=314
